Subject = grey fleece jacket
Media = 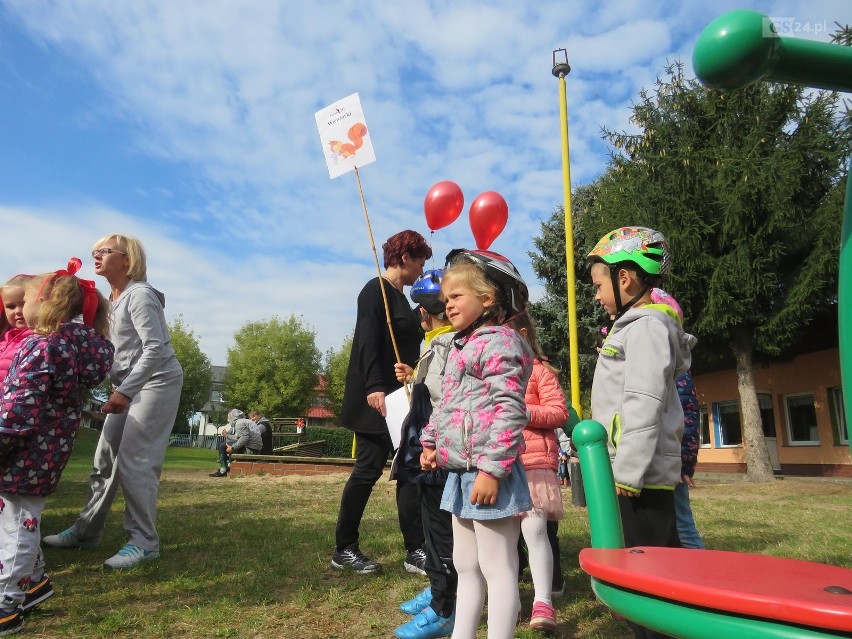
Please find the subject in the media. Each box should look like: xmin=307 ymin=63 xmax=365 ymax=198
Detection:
xmin=110 ymin=280 xmax=183 ymax=399
xmin=590 ymin=303 xmax=697 ymax=493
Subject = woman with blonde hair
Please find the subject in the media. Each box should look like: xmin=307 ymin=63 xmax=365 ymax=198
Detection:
xmin=44 ymin=234 xmax=184 ymax=569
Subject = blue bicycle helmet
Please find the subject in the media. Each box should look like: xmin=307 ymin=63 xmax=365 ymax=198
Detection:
xmin=410 ymin=269 xmax=446 ymax=318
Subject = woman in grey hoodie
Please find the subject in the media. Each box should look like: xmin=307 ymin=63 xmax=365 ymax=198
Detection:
xmin=43 ymin=234 xmax=184 ymax=570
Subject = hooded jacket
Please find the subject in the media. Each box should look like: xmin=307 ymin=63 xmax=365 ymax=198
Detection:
xmin=421 ymin=325 xmax=533 ymax=479
xmin=227 ymin=409 xmax=263 ymax=452
xmin=0 ymin=322 xmax=114 ymax=496
xmin=520 ymin=359 xmax=569 ymax=472
xmin=591 ymin=303 xmax=696 ymax=493
xmin=110 ymin=280 xmax=182 ymax=399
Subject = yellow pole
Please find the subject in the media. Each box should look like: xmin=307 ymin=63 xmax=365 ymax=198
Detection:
xmin=553 ymin=49 xmax=582 ymax=417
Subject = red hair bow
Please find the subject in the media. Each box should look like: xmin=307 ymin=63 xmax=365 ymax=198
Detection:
xmin=41 ymin=258 xmax=100 ymax=327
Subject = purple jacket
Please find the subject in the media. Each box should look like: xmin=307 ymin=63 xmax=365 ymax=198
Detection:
xmin=421 ymin=325 xmax=532 ymax=479
xmin=0 ymin=322 xmax=114 ymax=496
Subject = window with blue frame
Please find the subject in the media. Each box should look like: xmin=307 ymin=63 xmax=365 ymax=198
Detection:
xmin=713 ymin=401 xmax=742 ymax=447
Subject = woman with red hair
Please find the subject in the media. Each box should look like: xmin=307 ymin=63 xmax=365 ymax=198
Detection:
xmin=331 ymin=230 xmax=432 ymax=575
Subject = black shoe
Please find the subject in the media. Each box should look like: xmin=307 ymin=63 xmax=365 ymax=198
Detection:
xmin=0 ymin=607 xmax=22 ymax=636
xmin=22 ymin=575 xmax=53 ymax=613
xmin=209 ymin=470 xmax=227 ymax=477
xmin=330 ymin=547 xmax=382 ymax=574
xmin=403 ymin=548 xmax=427 ymax=575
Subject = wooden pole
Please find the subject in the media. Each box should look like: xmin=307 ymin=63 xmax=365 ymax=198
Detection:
xmin=349 ymin=166 xmax=410 ymax=458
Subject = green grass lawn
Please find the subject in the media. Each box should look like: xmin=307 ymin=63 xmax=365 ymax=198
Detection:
xmin=20 ymin=427 xmax=852 ymax=638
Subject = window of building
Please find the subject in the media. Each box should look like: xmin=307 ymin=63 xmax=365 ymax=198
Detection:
xmin=758 ymin=393 xmax=776 ymax=438
xmin=211 ymin=390 xmax=223 ymax=403
xmin=828 ymin=387 xmax=848 ymax=446
xmin=699 ymin=406 xmax=711 ymax=447
xmin=713 ymin=401 xmax=742 ymax=447
xmin=784 ymin=393 xmax=819 ymax=446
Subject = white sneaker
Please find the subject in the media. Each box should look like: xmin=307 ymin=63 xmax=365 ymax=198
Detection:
xmin=42 ymin=528 xmax=99 ymax=549
xmin=103 ymin=544 xmax=160 ymax=569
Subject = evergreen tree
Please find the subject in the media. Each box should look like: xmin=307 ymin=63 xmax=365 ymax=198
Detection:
xmin=529 ymin=185 xmax=604 ymax=404
xmin=578 ymin=61 xmax=850 ymax=480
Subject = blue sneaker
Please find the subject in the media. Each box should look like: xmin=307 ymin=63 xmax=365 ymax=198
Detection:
xmin=399 ymin=586 xmax=431 ymax=615
xmin=394 ymin=607 xmax=454 ymax=639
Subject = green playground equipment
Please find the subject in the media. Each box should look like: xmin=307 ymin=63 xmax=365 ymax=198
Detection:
xmin=574 ymin=420 xmax=852 ymax=638
xmin=693 ymin=9 xmax=852 ymax=460
xmin=572 ymin=15 xmax=852 ymax=637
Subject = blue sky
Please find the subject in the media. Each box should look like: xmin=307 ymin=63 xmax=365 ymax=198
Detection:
xmin=1 ymin=0 xmax=848 ymax=365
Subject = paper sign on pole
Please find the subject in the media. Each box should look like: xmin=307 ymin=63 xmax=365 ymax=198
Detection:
xmin=315 ymin=93 xmax=376 ymax=179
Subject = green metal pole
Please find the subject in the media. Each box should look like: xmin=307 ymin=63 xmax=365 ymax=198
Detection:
xmin=571 ymin=420 xmax=624 ymax=549
xmin=693 ymin=9 xmax=852 ymax=458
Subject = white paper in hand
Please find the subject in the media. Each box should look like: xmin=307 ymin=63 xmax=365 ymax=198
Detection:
xmin=384 ymin=385 xmax=411 ymax=450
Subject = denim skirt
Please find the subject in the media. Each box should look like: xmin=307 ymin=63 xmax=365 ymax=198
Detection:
xmin=440 ymin=460 xmax=532 ymax=520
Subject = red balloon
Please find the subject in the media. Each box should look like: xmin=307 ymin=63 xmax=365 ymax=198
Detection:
xmin=469 ymin=191 xmax=508 ymax=250
xmin=424 ymin=181 xmax=464 ymax=231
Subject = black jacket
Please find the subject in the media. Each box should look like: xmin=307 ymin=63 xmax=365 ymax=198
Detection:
xmin=340 ymin=277 xmax=422 ymax=435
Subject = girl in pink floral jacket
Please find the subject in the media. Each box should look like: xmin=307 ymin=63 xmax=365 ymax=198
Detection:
xmin=420 ymin=249 xmax=533 ymax=639
xmin=0 ymin=261 xmax=113 ymax=631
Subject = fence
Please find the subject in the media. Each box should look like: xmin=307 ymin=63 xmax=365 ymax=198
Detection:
xmin=168 ymin=434 xmax=221 ymax=450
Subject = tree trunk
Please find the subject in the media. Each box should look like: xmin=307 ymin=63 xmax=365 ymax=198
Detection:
xmin=731 ymin=327 xmax=776 ymax=482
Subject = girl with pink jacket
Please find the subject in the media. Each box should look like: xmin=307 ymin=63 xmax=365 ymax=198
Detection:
xmin=511 ymin=311 xmax=569 ymax=632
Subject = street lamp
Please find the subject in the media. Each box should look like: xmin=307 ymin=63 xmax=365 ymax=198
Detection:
xmin=552 ymin=48 xmax=582 ymax=417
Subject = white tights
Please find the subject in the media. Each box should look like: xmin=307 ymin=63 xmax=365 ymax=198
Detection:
xmin=520 ymin=513 xmax=553 ymax=605
xmin=451 ymin=515 xmax=521 ymax=639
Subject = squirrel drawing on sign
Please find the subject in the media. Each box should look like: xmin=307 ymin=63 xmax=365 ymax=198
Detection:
xmin=329 ymin=123 xmax=367 ymax=162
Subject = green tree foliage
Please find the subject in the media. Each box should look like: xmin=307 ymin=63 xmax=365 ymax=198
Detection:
xmin=573 ymin=61 xmax=850 ymax=480
xmin=325 ymin=333 xmax=353 ymax=420
xmin=528 ymin=186 xmax=603 ymax=399
xmin=169 ymin=316 xmax=213 ymax=434
xmin=224 ymin=315 xmax=322 ymax=418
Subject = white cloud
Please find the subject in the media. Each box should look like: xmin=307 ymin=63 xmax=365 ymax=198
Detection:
xmin=2 ymin=0 xmax=849 ymax=365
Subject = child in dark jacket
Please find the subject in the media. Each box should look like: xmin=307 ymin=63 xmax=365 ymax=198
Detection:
xmin=0 ymin=260 xmax=113 ymax=635
xmin=391 ymin=269 xmax=457 ymax=639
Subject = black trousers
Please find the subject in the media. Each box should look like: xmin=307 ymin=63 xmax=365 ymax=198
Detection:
xmin=546 ymin=520 xmax=564 ymax=589
xmin=618 ymin=489 xmax=680 ymax=639
xmin=334 ymin=431 xmax=423 ymax=553
xmin=420 ymin=483 xmax=456 ymax=619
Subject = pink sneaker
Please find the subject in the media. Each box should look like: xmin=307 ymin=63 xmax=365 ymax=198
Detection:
xmin=529 ymin=601 xmax=557 ymax=631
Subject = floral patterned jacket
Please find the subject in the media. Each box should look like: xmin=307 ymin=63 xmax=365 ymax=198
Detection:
xmin=421 ymin=325 xmax=532 ymax=479
xmin=0 ymin=322 xmax=114 ymax=496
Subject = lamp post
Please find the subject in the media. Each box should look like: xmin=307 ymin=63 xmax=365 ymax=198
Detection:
xmin=552 ymin=48 xmax=582 ymax=417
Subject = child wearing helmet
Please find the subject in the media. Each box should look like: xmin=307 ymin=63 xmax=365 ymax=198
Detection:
xmin=390 ymin=269 xmax=457 ymax=639
xmin=420 ymin=249 xmax=533 ymax=639
xmin=587 ymin=227 xmax=697 ymax=639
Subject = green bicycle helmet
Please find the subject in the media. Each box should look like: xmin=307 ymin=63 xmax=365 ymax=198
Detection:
xmin=588 ymin=226 xmax=671 ymax=320
xmin=587 ymin=226 xmax=671 ymax=279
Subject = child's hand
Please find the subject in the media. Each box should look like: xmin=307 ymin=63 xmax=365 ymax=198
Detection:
xmin=394 ymin=363 xmax=414 ymax=383
xmin=470 ymin=471 xmax=499 ymax=505
xmin=420 ymin=447 xmax=437 ymax=470
xmin=616 ymin=486 xmax=639 ymax=498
